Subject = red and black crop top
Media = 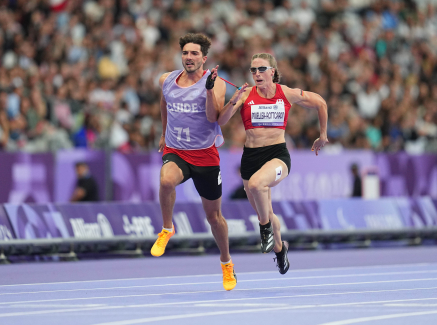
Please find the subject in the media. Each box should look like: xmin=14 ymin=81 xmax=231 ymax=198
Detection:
xmin=241 ymin=84 xmax=292 ymax=130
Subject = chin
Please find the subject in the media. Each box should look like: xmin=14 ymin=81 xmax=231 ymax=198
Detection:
xmin=185 ymin=64 xmax=199 ymax=73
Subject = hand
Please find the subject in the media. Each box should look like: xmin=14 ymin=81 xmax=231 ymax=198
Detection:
xmin=230 ymin=83 xmax=249 ymax=104
xmin=158 ymin=135 xmax=166 ymax=152
xmin=206 ymin=65 xmax=219 ymax=90
xmin=210 ymin=65 xmax=218 ymax=79
xmin=311 ymin=136 xmax=329 ymax=156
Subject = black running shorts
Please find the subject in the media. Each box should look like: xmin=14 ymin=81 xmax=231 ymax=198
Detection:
xmin=162 ymin=153 xmax=222 ymax=201
xmin=240 ymin=142 xmax=291 ymax=181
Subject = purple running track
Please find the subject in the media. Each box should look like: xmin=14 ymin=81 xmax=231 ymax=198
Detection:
xmin=0 ymin=247 xmax=436 ymax=325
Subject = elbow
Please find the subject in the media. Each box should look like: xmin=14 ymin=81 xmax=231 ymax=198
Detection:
xmin=318 ymin=101 xmax=328 ymax=113
xmin=207 ymin=115 xmax=218 ymax=123
xmin=217 ymin=113 xmax=229 ymax=126
xmin=207 ymin=111 xmax=220 ymax=123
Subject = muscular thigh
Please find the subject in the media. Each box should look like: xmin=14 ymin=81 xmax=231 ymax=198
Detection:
xmin=161 ymin=153 xmax=188 ymax=185
xmin=251 ymin=158 xmax=289 ymax=188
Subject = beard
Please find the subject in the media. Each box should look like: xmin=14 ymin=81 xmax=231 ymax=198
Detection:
xmin=183 ymin=61 xmax=201 ymax=73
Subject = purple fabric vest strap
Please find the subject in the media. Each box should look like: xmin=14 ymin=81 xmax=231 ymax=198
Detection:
xmin=162 ymin=70 xmax=224 ymax=150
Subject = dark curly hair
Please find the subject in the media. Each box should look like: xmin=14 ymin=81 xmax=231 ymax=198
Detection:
xmin=179 ymin=33 xmax=212 ymax=56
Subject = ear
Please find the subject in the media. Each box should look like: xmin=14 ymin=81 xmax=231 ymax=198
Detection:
xmin=202 ymin=56 xmax=207 ymax=64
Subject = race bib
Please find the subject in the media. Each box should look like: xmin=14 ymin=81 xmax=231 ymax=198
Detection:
xmin=251 ymin=100 xmax=285 ymax=126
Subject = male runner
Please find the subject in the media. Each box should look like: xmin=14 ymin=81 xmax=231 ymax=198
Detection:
xmin=150 ymin=33 xmax=237 ymax=291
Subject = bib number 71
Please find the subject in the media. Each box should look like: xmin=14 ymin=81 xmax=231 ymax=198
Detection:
xmin=174 ymin=127 xmax=190 ymax=142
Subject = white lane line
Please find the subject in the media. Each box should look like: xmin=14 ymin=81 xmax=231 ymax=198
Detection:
xmin=3 ymin=270 xmax=437 ymax=297
xmin=0 ymin=263 xmax=433 ymax=288
xmin=194 ymin=303 xmax=290 ymax=307
xmin=384 ymin=303 xmax=437 ymax=307
xmin=93 ymin=307 xmax=311 ymax=325
xmin=1 ymin=278 xmax=437 ymax=306
xmin=5 ymin=286 xmax=437 ymax=310
xmin=161 ymin=287 xmax=437 ymax=310
xmin=0 ymin=306 xmax=118 ymax=318
xmin=90 ymin=298 xmax=437 ymax=325
xmin=1 ymin=288 xmax=437 ymax=319
xmin=317 ymin=310 xmax=437 ymax=325
xmin=7 ymin=304 xmax=107 ymax=308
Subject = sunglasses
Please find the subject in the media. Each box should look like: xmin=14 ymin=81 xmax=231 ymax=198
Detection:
xmin=249 ymin=66 xmax=273 ymax=73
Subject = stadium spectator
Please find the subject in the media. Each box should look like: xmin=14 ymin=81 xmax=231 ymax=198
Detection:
xmin=70 ymin=161 xmax=99 ymax=202
xmin=0 ymin=0 xmax=435 ymax=154
xmin=350 ymin=163 xmax=362 ymax=197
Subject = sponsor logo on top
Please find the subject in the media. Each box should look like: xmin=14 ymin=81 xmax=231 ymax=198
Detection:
xmin=70 ymin=214 xmax=114 ymax=238
xmin=123 ymin=215 xmax=155 ymax=236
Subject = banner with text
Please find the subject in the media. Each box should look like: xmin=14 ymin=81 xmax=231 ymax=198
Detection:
xmin=3 ymin=198 xmax=436 ymax=240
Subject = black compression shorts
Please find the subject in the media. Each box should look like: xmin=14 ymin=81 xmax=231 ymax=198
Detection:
xmin=162 ymin=153 xmax=222 ymax=201
xmin=240 ymin=142 xmax=291 ymax=181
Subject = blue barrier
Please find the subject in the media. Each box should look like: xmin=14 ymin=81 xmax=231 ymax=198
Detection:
xmin=0 ymin=198 xmax=435 ymax=261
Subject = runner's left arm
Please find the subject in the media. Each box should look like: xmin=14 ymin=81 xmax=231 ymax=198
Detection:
xmin=284 ymin=87 xmax=329 ymax=156
xmin=205 ymin=65 xmax=226 ymax=123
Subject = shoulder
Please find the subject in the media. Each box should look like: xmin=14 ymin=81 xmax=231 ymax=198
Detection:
xmin=279 ymin=84 xmax=305 ymax=103
xmin=159 ymin=72 xmax=172 ymax=87
xmin=278 ymin=84 xmax=293 ymax=95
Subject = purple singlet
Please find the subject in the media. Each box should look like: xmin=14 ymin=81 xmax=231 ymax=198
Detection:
xmin=162 ymin=70 xmax=224 ymax=150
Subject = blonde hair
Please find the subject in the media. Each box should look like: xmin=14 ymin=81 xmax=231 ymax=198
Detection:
xmin=251 ymin=53 xmax=280 ymax=83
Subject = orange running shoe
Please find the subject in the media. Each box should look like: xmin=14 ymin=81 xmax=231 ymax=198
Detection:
xmin=221 ymin=260 xmax=237 ymax=291
xmin=150 ymin=226 xmax=175 ymax=257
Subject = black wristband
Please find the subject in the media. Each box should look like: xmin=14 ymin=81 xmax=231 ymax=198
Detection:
xmin=205 ymin=73 xmax=216 ymax=90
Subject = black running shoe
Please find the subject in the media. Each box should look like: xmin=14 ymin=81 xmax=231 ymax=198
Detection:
xmin=260 ymin=222 xmax=275 ymax=253
xmin=274 ymin=241 xmax=290 ymax=275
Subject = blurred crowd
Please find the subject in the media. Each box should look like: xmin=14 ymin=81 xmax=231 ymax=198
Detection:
xmin=0 ymin=0 xmax=436 ymax=154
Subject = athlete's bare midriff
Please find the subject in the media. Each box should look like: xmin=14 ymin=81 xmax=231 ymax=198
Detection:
xmin=244 ymin=128 xmax=285 ymax=148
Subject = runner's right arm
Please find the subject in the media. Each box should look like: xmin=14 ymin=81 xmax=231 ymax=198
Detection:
xmin=217 ymin=83 xmax=249 ymax=126
xmin=158 ymin=73 xmax=170 ymax=152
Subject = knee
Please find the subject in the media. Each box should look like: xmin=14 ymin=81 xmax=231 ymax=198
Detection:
xmin=206 ymin=211 xmax=222 ymax=227
xmin=247 ymin=178 xmax=264 ymax=194
xmin=160 ymin=176 xmax=177 ymax=191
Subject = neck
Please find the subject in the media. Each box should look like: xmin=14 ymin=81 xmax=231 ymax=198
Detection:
xmin=181 ymin=68 xmax=205 ymax=83
xmin=257 ymin=83 xmax=276 ymax=98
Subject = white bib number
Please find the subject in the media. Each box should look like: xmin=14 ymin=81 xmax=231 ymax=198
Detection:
xmin=174 ymin=127 xmax=190 ymax=142
xmin=251 ymin=102 xmax=285 ymax=126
